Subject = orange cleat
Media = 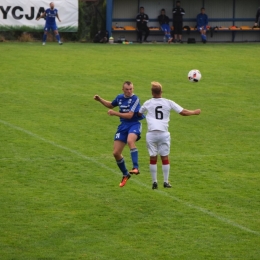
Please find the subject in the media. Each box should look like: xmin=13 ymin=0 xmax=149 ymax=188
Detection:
xmin=119 ymin=174 xmax=131 ymax=187
xmin=129 ymin=168 xmax=140 ymax=175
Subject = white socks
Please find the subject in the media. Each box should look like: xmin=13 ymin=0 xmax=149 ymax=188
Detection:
xmin=162 ymin=164 xmax=170 ymax=183
xmin=149 ymin=164 xmax=157 ymax=183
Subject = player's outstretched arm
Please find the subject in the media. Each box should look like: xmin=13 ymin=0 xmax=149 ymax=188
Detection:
xmin=179 ymin=109 xmax=201 ymax=116
xmin=56 ymin=14 xmax=61 ymax=22
xmin=93 ymin=95 xmax=114 ymax=109
xmin=36 ymin=12 xmax=46 ymax=21
xmin=108 ymin=110 xmax=134 ymax=119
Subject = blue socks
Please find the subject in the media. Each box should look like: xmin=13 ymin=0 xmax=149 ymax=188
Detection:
xmin=55 ymin=34 xmax=61 ymax=42
xmin=130 ymin=148 xmax=138 ymax=169
xmin=42 ymin=34 xmax=61 ymax=43
xmin=116 ymin=148 xmax=139 ymax=175
xmin=43 ymin=34 xmax=47 ymax=42
xmin=116 ymin=158 xmax=128 ymax=176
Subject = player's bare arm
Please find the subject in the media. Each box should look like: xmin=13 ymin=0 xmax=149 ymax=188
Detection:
xmin=94 ymin=95 xmax=114 ymax=109
xmin=56 ymin=14 xmax=61 ymax=22
xmin=180 ymin=109 xmax=201 ymax=116
xmin=36 ymin=12 xmax=46 ymax=21
xmin=108 ymin=110 xmax=134 ymax=119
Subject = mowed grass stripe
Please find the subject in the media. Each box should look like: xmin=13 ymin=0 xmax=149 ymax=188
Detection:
xmin=1 ymin=43 xmax=260 ymax=259
xmin=1 ymin=118 xmax=259 ymax=237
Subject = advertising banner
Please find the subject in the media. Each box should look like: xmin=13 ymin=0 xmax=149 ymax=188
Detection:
xmin=0 ymin=0 xmax=78 ymax=32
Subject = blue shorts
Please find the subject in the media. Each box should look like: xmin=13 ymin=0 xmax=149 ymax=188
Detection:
xmin=44 ymin=23 xmax=58 ymax=32
xmin=114 ymin=122 xmax=142 ymax=143
xmin=197 ymin=26 xmax=207 ymax=31
xmin=161 ymin=24 xmax=171 ymax=33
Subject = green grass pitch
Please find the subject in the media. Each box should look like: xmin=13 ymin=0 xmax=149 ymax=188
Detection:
xmin=0 ymin=42 xmax=260 ymax=259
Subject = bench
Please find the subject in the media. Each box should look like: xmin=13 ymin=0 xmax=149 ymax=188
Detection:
xmin=111 ymin=18 xmax=260 ymax=42
xmin=112 ymin=25 xmax=260 ymax=42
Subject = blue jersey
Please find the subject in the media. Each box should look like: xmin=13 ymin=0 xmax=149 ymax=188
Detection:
xmin=45 ymin=8 xmax=58 ymax=25
xmin=111 ymin=94 xmax=145 ymax=124
xmin=197 ymin=13 xmax=208 ymax=28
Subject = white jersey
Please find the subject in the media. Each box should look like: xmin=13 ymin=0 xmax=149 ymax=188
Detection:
xmin=139 ymin=98 xmax=183 ymax=132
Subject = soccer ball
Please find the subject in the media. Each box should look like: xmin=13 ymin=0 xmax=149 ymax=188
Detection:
xmin=188 ymin=69 xmax=202 ymax=82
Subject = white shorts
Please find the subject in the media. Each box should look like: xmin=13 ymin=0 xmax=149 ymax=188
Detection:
xmin=146 ymin=131 xmax=171 ymax=156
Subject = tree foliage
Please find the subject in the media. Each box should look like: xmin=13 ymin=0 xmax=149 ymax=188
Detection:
xmin=78 ymin=0 xmax=106 ymax=42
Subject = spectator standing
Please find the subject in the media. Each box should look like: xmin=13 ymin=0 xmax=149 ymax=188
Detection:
xmin=197 ymin=7 xmax=208 ymax=43
xmin=255 ymin=6 xmax=260 ymax=26
xmin=136 ymin=7 xmax=150 ymax=43
xmin=172 ymin=1 xmax=185 ymax=43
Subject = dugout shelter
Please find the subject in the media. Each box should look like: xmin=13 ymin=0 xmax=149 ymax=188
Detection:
xmin=106 ymin=0 xmax=260 ymax=42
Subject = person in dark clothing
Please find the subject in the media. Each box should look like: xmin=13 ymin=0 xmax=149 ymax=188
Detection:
xmin=158 ymin=9 xmax=172 ymax=42
xmin=255 ymin=6 xmax=260 ymax=26
xmin=172 ymin=1 xmax=185 ymax=43
xmin=136 ymin=7 xmax=150 ymax=43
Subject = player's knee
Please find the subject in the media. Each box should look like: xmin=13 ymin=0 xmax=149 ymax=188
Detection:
xmin=113 ymin=150 xmax=120 ymax=158
xmin=127 ymin=139 xmax=132 ymax=145
xmin=127 ymin=140 xmax=136 ymax=149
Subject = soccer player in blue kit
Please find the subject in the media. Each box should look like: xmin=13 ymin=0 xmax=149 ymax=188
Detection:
xmin=94 ymin=81 xmax=145 ymax=187
xmin=197 ymin=7 xmax=208 ymax=43
xmin=36 ymin=2 xmax=62 ymax=45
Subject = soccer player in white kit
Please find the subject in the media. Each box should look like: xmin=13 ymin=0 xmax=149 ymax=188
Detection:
xmin=139 ymin=82 xmax=201 ymax=189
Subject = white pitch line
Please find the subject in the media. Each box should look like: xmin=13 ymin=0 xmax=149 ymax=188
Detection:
xmin=0 ymin=119 xmax=259 ymax=236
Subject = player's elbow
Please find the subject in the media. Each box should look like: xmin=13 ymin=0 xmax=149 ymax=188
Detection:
xmin=179 ymin=111 xmax=188 ymax=116
xmin=179 ymin=109 xmax=190 ymax=116
xmin=106 ymin=103 xmax=114 ymax=109
xmin=126 ymin=112 xmax=134 ymax=119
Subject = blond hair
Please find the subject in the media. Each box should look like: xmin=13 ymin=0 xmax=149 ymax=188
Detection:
xmin=151 ymin=81 xmax=162 ymax=95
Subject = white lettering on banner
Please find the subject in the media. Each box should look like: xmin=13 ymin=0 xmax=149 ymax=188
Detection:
xmin=0 ymin=0 xmax=78 ymax=32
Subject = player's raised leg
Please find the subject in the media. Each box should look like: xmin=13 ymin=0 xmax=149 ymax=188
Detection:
xmin=113 ymin=140 xmax=131 ymax=187
xmin=127 ymin=133 xmax=140 ymax=175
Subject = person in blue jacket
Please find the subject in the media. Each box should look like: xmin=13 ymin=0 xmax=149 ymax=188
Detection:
xmin=197 ymin=7 xmax=208 ymax=43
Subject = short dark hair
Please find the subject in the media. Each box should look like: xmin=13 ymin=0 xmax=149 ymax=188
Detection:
xmin=123 ymin=81 xmax=132 ymax=87
xmin=161 ymin=8 xmax=165 ymax=12
xmin=201 ymin=7 xmax=205 ymax=11
xmin=176 ymin=1 xmax=180 ymax=3
xmin=140 ymin=6 xmax=144 ymax=9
